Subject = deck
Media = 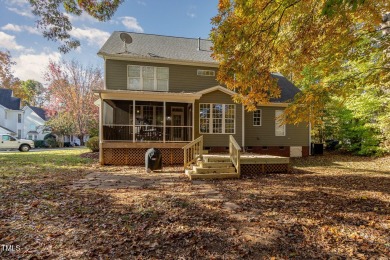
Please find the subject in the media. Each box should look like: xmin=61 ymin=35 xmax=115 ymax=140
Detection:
xmin=185 ymin=153 xmax=290 ymax=180
xmin=203 ymin=153 xmax=290 ymax=165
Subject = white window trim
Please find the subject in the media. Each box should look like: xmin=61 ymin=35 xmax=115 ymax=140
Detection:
xmin=199 ymin=103 xmax=236 ymax=134
xmin=127 ymin=65 xmax=169 ymax=91
xmin=197 ymin=69 xmax=215 ymax=76
xmin=275 ymin=110 xmax=286 ymax=136
xmin=253 ymin=109 xmax=262 ymax=126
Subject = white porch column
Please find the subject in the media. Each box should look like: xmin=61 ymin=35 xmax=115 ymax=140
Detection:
xmin=163 ymin=101 xmax=166 ymax=143
xmin=132 ymin=100 xmax=136 ymax=142
xmin=192 ymin=101 xmax=195 ymax=141
xmin=99 ymin=96 xmax=104 ymax=165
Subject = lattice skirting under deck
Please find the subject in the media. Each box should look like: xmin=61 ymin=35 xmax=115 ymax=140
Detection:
xmin=103 ymin=148 xmax=183 ymax=166
xmin=241 ymin=164 xmax=289 ymax=174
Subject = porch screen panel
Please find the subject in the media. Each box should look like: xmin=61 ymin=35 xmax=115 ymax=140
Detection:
xmin=212 ymin=104 xmax=223 ymax=133
xmin=200 ymin=104 xmax=210 ymax=134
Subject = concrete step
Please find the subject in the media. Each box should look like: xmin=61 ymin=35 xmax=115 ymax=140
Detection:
xmin=199 ymin=161 xmax=233 ymax=168
xmin=186 ymin=172 xmax=240 ymax=180
xmin=204 ymin=156 xmax=231 ymax=163
xmin=193 ymin=166 xmax=236 ymax=174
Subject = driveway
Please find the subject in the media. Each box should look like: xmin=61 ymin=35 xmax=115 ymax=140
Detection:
xmin=0 ymin=146 xmax=86 ymax=153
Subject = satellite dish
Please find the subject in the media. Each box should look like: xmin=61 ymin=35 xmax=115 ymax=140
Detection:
xmin=119 ymin=33 xmax=132 ymax=53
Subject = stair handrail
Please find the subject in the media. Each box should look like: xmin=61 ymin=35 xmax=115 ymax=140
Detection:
xmin=182 ymin=136 xmax=203 ymax=169
xmin=229 ymin=135 xmax=241 ymax=176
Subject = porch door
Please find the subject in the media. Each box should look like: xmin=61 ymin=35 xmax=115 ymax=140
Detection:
xmin=171 ymin=107 xmax=184 ymax=141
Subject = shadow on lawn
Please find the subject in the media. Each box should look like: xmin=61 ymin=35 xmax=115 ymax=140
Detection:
xmin=2 ymin=163 xmax=389 ymax=259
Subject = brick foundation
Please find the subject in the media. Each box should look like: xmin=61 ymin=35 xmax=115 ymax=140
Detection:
xmin=244 ymin=146 xmax=310 ymax=157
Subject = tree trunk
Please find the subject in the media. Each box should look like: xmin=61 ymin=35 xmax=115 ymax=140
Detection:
xmin=78 ymin=135 xmax=85 ymax=146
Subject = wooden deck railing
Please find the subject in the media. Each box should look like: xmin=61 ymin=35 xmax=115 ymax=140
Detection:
xmin=182 ymin=136 xmax=203 ymax=169
xmin=229 ymin=135 xmax=241 ymax=176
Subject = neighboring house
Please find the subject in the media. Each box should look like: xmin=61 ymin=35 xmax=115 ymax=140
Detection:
xmin=0 ymin=89 xmax=23 ymax=138
xmin=95 ymin=32 xmax=310 ymax=166
xmin=22 ymin=106 xmax=49 ymax=140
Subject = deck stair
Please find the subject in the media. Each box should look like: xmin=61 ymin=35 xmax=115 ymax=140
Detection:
xmin=185 ymin=154 xmax=240 ymax=180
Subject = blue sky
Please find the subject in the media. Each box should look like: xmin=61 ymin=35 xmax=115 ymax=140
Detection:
xmin=0 ymin=0 xmax=218 ymax=83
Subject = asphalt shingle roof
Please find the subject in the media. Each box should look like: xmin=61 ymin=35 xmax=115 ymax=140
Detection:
xmin=0 ymin=89 xmax=21 ymax=110
xmin=99 ymin=32 xmax=301 ymax=102
xmin=99 ymin=31 xmax=215 ymax=64
xmin=271 ymin=73 xmax=301 ymax=102
xmin=28 ymin=106 xmax=47 ymax=121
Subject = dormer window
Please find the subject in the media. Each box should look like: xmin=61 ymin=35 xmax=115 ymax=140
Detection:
xmin=128 ymin=65 xmax=169 ymax=91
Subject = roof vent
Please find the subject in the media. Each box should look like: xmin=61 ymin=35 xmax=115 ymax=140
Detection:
xmin=197 ymin=37 xmax=200 ymax=51
xmin=119 ymin=33 xmax=133 ymax=54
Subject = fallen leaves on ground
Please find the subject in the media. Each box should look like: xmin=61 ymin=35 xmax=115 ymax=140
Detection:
xmin=0 ymin=150 xmax=389 ymax=259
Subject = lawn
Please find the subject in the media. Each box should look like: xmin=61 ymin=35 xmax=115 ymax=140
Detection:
xmin=1 ymin=149 xmax=389 ymax=259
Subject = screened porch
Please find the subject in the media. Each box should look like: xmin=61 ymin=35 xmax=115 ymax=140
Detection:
xmin=102 ymin=100 xmax=193 ymax=142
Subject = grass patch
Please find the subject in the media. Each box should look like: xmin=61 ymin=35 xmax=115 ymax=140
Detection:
xmin=0 ymin=148 xmax=92 ymax=177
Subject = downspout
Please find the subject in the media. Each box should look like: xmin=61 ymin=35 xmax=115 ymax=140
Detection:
xmin=197 ymin=37 xmax=200 ymax=51
xmin=242 ymin=104 xmax=245 ymax=151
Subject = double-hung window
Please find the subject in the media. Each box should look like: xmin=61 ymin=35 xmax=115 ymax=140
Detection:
xmin=253 ymin=109 xmax=262 ymax=126
xmin=128 ymin=65 xmax=169 ymax=91
xmin=200 ymin=103 xmax=235 ymax=134
xmin=275 ymin=110 xmax=286 ymax=136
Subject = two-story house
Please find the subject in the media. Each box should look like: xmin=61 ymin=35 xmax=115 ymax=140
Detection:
xmin=95 ymin=32 xmax=310 ymax=167
xmin=22 ymin=105 xmax=48 ymax=140
xmin=0 ymin=89 xmax=23 ymax=138
xmin=0 ymin=89 xmax=50 ymax=140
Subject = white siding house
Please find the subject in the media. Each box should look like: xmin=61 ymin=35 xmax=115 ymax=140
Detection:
xmin=0 ymin=89 xmax=23 ymax=137
xmin=22 ymin=106 xmax=48 ymax=140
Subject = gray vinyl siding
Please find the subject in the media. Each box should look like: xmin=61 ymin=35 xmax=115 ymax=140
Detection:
xmin=244 ymin=107 xmax=309 ymax=146
xmin=194 ymin=90 xmax=242 ymax=147
xmin=106 ymin=59 xmax=219 ymax=92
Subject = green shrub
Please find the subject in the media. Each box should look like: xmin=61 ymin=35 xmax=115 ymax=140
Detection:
xmin=34 ymin=140 xmax=46 ymax=148
xmin=46 ymin=137 xmax=58 ymax=148
xmin=86 ymin=136 xmax=99 ymax=152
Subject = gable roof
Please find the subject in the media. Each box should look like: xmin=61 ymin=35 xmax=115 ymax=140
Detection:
xmin=0 ymin=125 xmax=16 ymax=134
xmin=98 ymin=31 xmax=215 ymax=65
xmin=27 ymin=106 xmax=47 ymax=121
xmin=270 ymin=73 xmax=301 ymax=102
xmin=0 ymin=89 xmax=21 ymax=110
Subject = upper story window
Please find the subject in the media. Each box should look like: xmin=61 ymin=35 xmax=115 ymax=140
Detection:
xmin=253 ymin=109 xmax=262 ymax=126
xmin=200 ymin=103 xmax=235 ymax=134
xmin=18 ymin=114 xmax=21 ymax=123
xmin=275 ymin=110 xmax=286 ymax=136
xmin=128 ymin=65 xmax=169 ymax=91
xmin=197 ymin=69 xmax=215 ymax=76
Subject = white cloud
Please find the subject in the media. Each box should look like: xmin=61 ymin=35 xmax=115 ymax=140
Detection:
xmin=1 ymin=24 xmax=22 ymax=32
xmin=1 ymin=23 xmax=40 ymax=35
xmin=0 ymin=31 xmax=24 ymax=50
xmin=7 ymin=7 xmax=34 ymax=18
xmin=13 ymin=52 xmax=62 ymax=82
xmin=69 ymin=27 xmax=110 ymax=47
xmin=137 ymin=0 xmax=146 ymax=6
xmin=120 ymin=16 xmax=144 ymax=33
xmin=23 ymin=26 xmax=40 ymax=35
